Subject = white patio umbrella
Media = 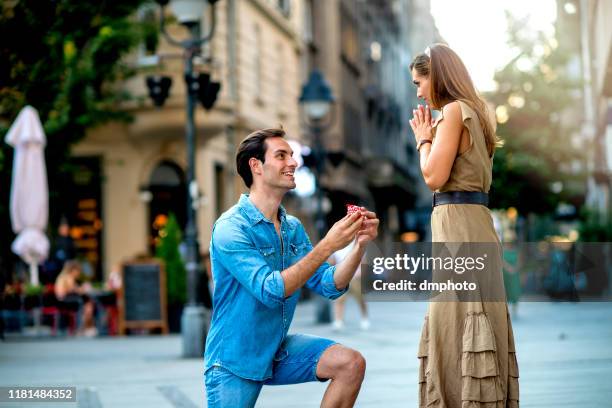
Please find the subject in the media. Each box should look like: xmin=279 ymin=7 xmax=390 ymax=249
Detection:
xmin=5 ymin=105 xmax=50 ymax=286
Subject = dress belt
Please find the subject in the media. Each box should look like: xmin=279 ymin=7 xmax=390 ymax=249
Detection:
xmin=432 ymin=191 xmax=489 ymax=208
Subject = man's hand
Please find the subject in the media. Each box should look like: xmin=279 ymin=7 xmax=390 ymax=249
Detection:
xmin=322 ymin=212 xmax=364 ymax=253
xmin=331 ymin=208 xmax=379 ymax=290
xmin=356 ymin=209 xmax=379 ymax=247
xmin=280 ymin=210 xmax=376 ymax=297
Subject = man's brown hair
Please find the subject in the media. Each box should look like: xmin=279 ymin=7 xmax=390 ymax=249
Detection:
xmin=236 ymin=128 xmax=286 ymax=188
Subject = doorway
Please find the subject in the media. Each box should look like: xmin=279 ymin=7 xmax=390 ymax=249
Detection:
xmin=147 ymin=161 xmax=187 ymax=254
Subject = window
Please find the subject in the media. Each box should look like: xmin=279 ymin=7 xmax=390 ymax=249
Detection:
xmin=214 ymin=163 xmax=226 ymax=219
xmin=303 ymin=0 xmax=314 ymax=43
xmin=254 ymin=24 xmax=263 ymax=101
xmin=340 ymin=6 xmax=359 ymax=69
xmin=276 ymin=43 xmax=285 ymax=114
xmin=61 ymin=157 xmax=104 ymax=280
xmin=278 ymin=0 xmax=291 ymax=17
xmin=136 ymin=4 xmax=161 ymax=67
xmin=343 ymin=103 xmax=362 ymax=154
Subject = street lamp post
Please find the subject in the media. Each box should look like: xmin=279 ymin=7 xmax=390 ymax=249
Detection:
xmin=299 ymin=70 xmax=335 ymax=323
xmin=155 ymin=0 xmax=219 ymax=358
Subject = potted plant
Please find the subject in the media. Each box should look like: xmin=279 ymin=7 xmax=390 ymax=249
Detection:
xmin=155 ymin=213 xmax=187 ymax=333
xmin=23 ymin=284 xmax=43 ymax=310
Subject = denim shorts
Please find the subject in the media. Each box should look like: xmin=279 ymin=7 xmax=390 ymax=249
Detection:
xmin=205 ymin=334 xmax=336 ymax=408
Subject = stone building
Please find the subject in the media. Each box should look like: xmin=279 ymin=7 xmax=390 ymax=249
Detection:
xmin=302 ymin=0 xmax=441 ymax=245
xmin=70 ymin=0 xmax=307 ymax=279
xmin=66 ymin=0 xmax=442 ymax=280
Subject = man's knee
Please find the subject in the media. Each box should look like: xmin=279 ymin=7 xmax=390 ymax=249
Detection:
xmin=344 ymin=349 xmax=366 ymax=380
xmin=321 ymin=345 xmax=366 ymax=381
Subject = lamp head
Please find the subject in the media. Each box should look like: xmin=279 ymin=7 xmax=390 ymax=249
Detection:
xmin=299 ymin=70 xmax=335 ymax=121
xmin=169 ymin=0 xmax=206 ymax=26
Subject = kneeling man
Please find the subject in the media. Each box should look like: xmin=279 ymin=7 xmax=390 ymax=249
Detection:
xmin=204 ymin=128 xmax=379 ymax=407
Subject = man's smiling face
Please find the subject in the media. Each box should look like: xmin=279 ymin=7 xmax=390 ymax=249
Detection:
xmin=258 ymin=136 xmax=298 ymax=192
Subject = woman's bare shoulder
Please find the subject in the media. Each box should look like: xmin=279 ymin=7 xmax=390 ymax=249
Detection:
xmin=439 ymin=101 xmax=462 ymax=128
xmin=441 ymin=101 xmax=461 ymax=117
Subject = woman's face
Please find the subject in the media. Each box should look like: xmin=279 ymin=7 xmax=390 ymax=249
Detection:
xmin=411 ymin=68 xmax=432 ymax=107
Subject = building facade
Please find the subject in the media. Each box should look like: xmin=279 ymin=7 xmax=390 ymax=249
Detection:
xmin=71 ymin=0 xmax=306 ymax=279
xmin=68 ymin=0 xmax=441 ymax=280
xmin=577 ymin=0 xmax=612 ymax=216
xmin=555 ymin=0 xmax=612 ymax=218
xmin=303 ymin=0 xmax=440 ymax=246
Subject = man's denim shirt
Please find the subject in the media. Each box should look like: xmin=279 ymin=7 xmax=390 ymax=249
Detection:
xmin=204 ymin=194 xmax=347 ymax=381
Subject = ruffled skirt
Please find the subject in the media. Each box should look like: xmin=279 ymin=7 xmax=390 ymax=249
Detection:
xmin=423 ymin=201 xmax=520 ymax=407
xmin=418 ymin=302 xmax=519 ymax=407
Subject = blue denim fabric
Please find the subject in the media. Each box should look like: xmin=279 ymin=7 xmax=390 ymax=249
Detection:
xmin=204 ymin=194 xmax=347 ymax=381
xmin=205 ymin=334 xmax=336 ymax=408
xmin=205 ymin=366 xmax=262 ymax=408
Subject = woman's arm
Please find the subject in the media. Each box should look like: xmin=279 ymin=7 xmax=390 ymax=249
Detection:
xmin=412 ymin=102 xmax=463 ymax=191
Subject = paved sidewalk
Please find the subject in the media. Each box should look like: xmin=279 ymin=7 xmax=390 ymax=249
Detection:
xmin=1 ymin=300 xmax=611 ymax=407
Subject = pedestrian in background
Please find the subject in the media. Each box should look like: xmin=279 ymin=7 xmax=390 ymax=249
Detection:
xmin=330 ymin=239 xmax=370 ymax=331
xmin=503 ymin=239 xmax=522 ymax=318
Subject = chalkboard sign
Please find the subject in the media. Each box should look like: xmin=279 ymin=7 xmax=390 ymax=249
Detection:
xmin=118 ymin=260 xmax=168 ymax=334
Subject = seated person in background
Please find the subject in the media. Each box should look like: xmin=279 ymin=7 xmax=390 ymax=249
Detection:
xmin=54 ymin=260 xmax=97 ymax=336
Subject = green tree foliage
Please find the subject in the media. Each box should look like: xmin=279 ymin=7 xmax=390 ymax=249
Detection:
xmin=155 ymin=213 xmax=187 ymax=305
xmin=578 ymin=208 xmax=612 ymax=242
xmin=488 ymin=13 xmax=586 ymax=214
xmin=0 ymin=1 xmax=157 ymax=271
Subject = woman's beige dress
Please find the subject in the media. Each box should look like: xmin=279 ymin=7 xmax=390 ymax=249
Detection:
xmin=418 ymin=100 xmax=519 ymax=408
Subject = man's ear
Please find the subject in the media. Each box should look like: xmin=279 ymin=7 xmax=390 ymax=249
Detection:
xmin=249 ymin=157 xmax=262 ymax=176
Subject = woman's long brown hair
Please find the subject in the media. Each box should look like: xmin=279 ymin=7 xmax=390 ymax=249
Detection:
xmin=410 ymin=43 xmax=501 ymax=157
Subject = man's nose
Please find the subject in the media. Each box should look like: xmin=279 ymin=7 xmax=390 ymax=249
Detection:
xmin=288 ymin=156 xmax=298 ymax=168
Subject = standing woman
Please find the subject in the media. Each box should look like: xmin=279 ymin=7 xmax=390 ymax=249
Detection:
xmin=409 ymin=44 xmax=519 ymax=407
